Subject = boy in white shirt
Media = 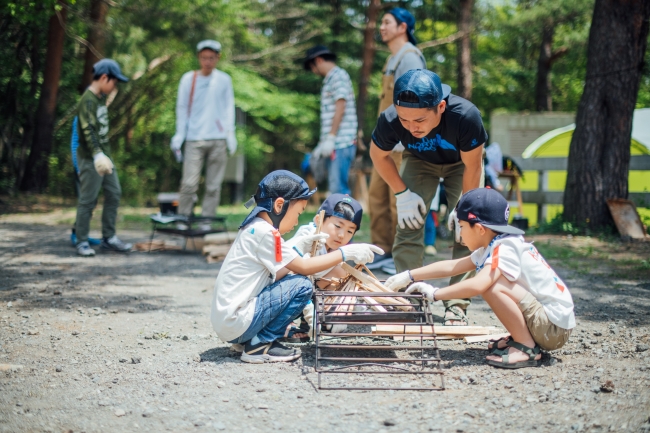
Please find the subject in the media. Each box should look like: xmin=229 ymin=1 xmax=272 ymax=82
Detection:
xmin=210 ymin=170 xmax=383 ymax=364
xmin=385 ymin=188 xmax=575 ymax=369
xmin=281 ymin=193 xmax=364 ymax=342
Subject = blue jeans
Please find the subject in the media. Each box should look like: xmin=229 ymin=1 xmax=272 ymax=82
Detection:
xmin=230 ymin=275 xmax=313 ymax=344
xmin=327 ymin=145 xmax=356 ymax=194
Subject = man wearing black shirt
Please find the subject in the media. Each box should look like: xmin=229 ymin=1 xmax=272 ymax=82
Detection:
xmin=370 ymin=69 xmax=486 ymax=325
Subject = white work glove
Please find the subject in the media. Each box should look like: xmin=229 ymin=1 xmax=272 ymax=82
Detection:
xmin=93 ymin=152 xmax=113 ymax=176
xmin=395 ymin=189 xmax=426 ymax=230
xmin=339 ymin=244 xmax=385 ymax=265
xmin=170 ymin=134 xmax=184 ymax=163
xmin=286 ymin=233 xmax=329 ymax=257
xmin=313 ymin=134 xmax=336 ymax=159
xmin=226 ymin=130 xmax=237 ymax=156
xmin=405 ymin=282 xmax=440 ymax=301
xmin=384 ymin=270 xmax=413 ymax=291
xmin=447 ymin=208 xmax=461 ymax=243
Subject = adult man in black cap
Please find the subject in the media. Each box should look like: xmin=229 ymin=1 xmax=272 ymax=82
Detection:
xmin=304 ymin=45 xmax=358 ymax=195
xmin=370 ymin=69 xmax=486 ymax=325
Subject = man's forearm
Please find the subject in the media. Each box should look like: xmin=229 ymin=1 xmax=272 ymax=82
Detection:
xmin=462 ymin=167 xmax=482 ymax=193
xmin=329 ymin=99 xmax=346 ymax=136
xmin=370 ymin=142 xmax=407 ymax=193
xmin=460 ymin=144 xmax=484 ymax=193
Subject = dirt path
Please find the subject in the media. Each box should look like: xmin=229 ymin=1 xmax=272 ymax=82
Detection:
xmin=0 ymin=222 xmax=649 ymax=433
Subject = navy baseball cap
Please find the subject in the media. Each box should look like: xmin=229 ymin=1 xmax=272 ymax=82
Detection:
xmin=240 ymin=170 xmax=316 ymax=229
xmin=319 ymin=193 xmax=363 ymax=231
xmin=303 ymin=45 xmax=337 ymax=70
xmin=455 ymin=188 xmax=525 ymax=235
xmin=388 ymin=8 xmax=417 ymax=46
xmin=93 ymin=59 xmax=129 ymax=82
xmin=394 ymin=69 xmax=451 ymax=108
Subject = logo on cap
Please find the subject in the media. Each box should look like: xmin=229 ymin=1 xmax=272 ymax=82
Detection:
xmin=504 ymin=206 xmax=510 ymax=222
xmin=468 ymin=212 xmax=477 ymax=220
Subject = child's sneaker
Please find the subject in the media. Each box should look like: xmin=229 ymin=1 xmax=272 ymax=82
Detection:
xmin=101 ymin=235 xmax=132 ymax=252
xmin=76 ymin=241 xmax=96 ymax=257
xmin=240 ymin=340 xmax=301 ymax=364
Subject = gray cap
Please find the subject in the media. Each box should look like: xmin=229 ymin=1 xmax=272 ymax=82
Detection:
xmin=93 ymin=59 xmax=129 ymax=82
xmin=197 ymin=40 xmax=222 ymax=53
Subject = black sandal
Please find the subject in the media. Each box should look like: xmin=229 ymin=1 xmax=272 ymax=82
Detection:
xmin=487 ymin=339 xmax=541 ymax=369
xmin=487 ymin=336 xmax=510 ymax=353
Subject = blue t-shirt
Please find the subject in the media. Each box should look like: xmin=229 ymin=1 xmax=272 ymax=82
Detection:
xmin=371 ymin=94 xmax=488 ymax=165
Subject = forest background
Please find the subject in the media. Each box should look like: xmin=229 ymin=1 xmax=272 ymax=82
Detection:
xmin=1 ymin=0 xmax=649 ymax=211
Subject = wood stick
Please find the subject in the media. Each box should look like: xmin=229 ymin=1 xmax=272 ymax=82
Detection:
xmin=310 ymin=210 xmax=326 ymax=257
xmin=341 ymin=263 xmax=390 ymax=292
xmin=463 ymin=332 xmax=510 ymax=343
xmin=373 ymin=325 xmax=499 ymax=336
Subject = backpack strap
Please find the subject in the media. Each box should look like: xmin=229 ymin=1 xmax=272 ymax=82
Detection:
xmin=385 ymin=48 xmax=426 ymax=76
xmin=187 ymin=70 xmax=198 ymax=117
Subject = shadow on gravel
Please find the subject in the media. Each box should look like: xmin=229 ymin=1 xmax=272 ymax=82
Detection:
xmin=199 ymin=347 xmax=241 ymax=364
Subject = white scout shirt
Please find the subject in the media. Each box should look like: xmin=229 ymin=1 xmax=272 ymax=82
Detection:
xmin=210 ymin=218 xmax=298 ymax=342
xmin=470 ymin=234 xmax=576 ymax=330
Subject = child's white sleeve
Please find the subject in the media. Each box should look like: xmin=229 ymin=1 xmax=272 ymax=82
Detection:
xmin=484 ymin=239 xmax=521 ymax=281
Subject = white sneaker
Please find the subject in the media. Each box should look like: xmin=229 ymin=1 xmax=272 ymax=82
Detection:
xmin=76 ymin=242 xmax=96 ymax=257
xmin=101 ymin=235 xmax=132 ymax=252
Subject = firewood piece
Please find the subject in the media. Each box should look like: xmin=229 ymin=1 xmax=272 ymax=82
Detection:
xmin=463 ymin=332 xmax=510 ymax=344
xmin=373 ymin=325 xmax=498 ymax=336
xmin=310 ymin=210 xmax=326 ymax=257
xmin=203 ymin=232 xmax=238 ymax=245
xmin=341 ymin=263 xmax=390 ymax=293
xmin=202 ymin=244 xmax=231 ymax=257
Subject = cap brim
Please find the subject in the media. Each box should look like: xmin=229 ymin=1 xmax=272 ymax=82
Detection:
xmin=441 ymin=83 xmax=451 ymax=99
xmin=303 ymin=50 xmax=336 ymax=70
xmin=483 ymin=224 xmax=525 ymax=235
xmin=117 ymin=73 xmax=129 ymax=83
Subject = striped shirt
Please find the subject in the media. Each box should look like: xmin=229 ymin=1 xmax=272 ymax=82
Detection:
xmin=320 ymin=66 xmax=358 ymax=149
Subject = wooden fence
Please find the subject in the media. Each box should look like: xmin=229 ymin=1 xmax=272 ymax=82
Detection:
xmin=511 ymin=155 xmax=650 ymax=223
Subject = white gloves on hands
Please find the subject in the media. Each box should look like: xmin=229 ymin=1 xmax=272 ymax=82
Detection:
xmin=93 ymin=152 xmax=113 ymax=176
xmin=313 ymin=134 xmax=336 ymax=159
xmin=340 ymin=244 xmax=385 ymax=265
xmin=384 ymin=270 xmax=413 ymax=291
xmin=226 ymin=131 xmax=238 ymax=156
xmin=447 ymin=208 xmax=461 ymax=243
xmin=170 ymin=134 xmax=184 ymax=163
xmin=395 ymin=189 xmax=426 ymax=229
xmin=287 ymin=233 xmax=329 ymax=256
xmin=405 ymin=282 xmax=440 ymax=301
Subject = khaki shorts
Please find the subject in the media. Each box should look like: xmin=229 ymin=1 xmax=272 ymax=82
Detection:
xmin=518 ymin=292 xmax=572 ymax=351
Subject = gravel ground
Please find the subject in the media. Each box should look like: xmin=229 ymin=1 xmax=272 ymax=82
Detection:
xmin=0 ymin=222 xmax=649 ymax=433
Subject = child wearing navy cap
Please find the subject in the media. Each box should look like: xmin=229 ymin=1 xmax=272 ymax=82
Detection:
xmin=385 ymin=188 xmax=575 ymax=369
xmin=210 ymin=171 xmax=383 ymax=363
xmin=281 ymin=194 xmax=365 ymax=342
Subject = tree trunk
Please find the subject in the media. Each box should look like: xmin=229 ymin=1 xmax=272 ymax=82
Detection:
xmin=535 ymin=24 xmax=554 ymax=111
xmin=20 ymin=2 xmax=67 ymax=192
xmin=563 ymin=0 xmax=650 ymax=230
xmin=456 ymin=0 xmax=473 ymax=100
xmin=79 ymin=0 xmax=108 ymax=93
xmin=356 ymin=0 xmax=381 ymax=135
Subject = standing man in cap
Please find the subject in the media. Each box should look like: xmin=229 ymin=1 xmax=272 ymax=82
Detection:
xmin=171 ymin=40 xmax=237 ymax=228
xmin=74 ymin=59 xmax=132 ymax=257
xmin=367 ymin=7 xmax=427 ymax=270
xmin=304 ymin=45 xmax=358 ymax=195
xmin=370 ymin=69 xmax=486 ymax=325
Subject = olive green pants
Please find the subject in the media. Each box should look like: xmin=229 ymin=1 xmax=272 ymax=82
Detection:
xmin=393 ymin=153 xmax=477 ymax=310
xmin=75 ymin=157 xmax=122 ymax=244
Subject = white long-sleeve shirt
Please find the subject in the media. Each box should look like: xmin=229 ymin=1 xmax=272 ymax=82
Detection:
xmin=174 ymin=69 xmax=235 ymax=142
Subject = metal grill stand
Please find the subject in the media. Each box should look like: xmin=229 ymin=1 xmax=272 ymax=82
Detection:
xmin=313 ymin=291 xmax=445 ymax=391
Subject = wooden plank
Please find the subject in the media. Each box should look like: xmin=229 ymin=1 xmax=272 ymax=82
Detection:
xmin=202 ymin=244 xmax=231 ymax=256
xmin=310 ymin=210 xmax=326 ymax=257
xmin=203 ymin=232 xmax=238 ymax=245
xmin=464 ymin=332 xmax=510 ymax=344
xmin=341 ymin=263 xmax=390 ymax=293
xmin=373 ymin=325 xmax=498 ymax=336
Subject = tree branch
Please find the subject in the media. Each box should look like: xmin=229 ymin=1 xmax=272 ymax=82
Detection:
xmin=549 ymin=47 xmax=569 ymax=64
xmin=55 ymin=9 xmax=103 ymax=59
xmin=231 ymin=29 xmax=322 ymax=62
xmin=417 ymin=30 xmax=469 ymax=50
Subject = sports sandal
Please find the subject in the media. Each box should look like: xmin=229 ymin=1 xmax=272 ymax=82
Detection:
xmin=444 ymin=305 xmax=469 ymax=326
xmin=280 ymin=324 xmax=311 ymax=344
xmin=487 ymin=336 xmax=511 ymax=353
xmin=240 ymin=340 xmax=301 ymax=364
xmin=487 ymin=339 xmax=541 ymax=369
